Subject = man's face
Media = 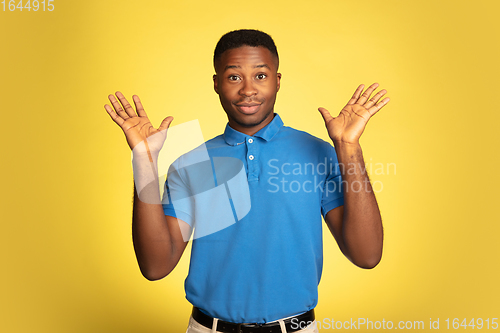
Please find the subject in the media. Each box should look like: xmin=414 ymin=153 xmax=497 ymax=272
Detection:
xmin=214 ymin=46 xmax=281 ymax=135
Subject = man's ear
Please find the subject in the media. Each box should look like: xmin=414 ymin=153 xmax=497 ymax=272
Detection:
xmin=213 ymin=74 xmax=219 ymax=94
xmin=276 ymin=73 xmax=282 ymax=92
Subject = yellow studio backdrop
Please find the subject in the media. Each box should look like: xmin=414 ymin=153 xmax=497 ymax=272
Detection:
xmin=1 ymin=0 xmax=499 ymax=332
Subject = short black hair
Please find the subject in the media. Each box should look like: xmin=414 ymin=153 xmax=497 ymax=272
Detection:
xmin=213 ymin=29 xmax=279 ymax=70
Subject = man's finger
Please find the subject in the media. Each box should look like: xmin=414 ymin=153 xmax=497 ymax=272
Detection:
xmin=133 ymin=95 xmax=147 ymax=118
xmin=318 ymin=107 xmax=334 ymax=124
xmin=108 ymin=94 xmax=130 ymax=120
xmin=368 ymin=97 xmax=390 ymax=116
xmin=158 ymin=116 xmax=174 ymax=132
xmin=104 ymin=104 xmax=125 ymax=127
xmin=347 ymin=84 xmax=365 ymax=105
xmin=364 ymin=89 xmax=387 ymax=109
xmin=115 ymin=91 xmax=137 ymax=118
xmin=357 ymin=83 xmax=379 ymax=105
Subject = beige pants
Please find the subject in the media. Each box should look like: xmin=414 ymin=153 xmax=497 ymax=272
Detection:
xmin=185 ymin=315 xmax=319 ymax=333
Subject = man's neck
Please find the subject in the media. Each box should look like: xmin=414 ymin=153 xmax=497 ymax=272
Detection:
xmin=227 ymin=113 xmax=275 ymax=136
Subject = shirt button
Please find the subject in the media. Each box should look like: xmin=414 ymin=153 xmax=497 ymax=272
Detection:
xmin=248 ymin=138 xmax=253 ymax=143
xmin=249 ymin=155 xmax=254 ymax=160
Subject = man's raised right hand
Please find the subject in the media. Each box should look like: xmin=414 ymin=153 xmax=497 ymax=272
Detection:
xmin=104 ymin=92 xmax=173 ymax=157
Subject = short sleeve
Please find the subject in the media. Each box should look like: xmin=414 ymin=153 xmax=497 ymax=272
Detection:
xmin=162 ymin=160 xmax=195 ymax=226
xmin=161 ymin=155 xmax=250 ymax=239
xmin=321 ymin=145 xmax=344 ymax=218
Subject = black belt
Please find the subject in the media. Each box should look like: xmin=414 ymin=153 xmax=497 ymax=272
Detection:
xmin=191 ymin=307 xmax=315 ymax=333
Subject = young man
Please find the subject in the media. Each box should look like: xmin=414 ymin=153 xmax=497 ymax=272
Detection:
xmin=105 ymin=29 xmax=389 ymax=333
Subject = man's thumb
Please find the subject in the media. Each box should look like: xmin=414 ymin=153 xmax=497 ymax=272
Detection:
xmin=318 ymin=107 xmax=333 ymax=124
xmin=158 ymin=116 xmax=174 ymax=132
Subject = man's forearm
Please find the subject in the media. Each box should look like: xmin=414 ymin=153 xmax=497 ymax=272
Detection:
xmin=334 ymin=142 xmax=383 ymax=268
xmin=103 ymin=91 xmax=182 ymax=279
xmin=131 ymin=153 xmax=178 ymax=280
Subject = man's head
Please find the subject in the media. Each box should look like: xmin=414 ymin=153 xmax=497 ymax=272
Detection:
xmin=213 ymin=29 xmax=281 ymax=135
xmin=213 ymin=29 xmax=279 ymax=71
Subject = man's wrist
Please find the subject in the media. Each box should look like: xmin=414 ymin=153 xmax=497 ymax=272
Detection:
xmin=132 ymin=150 xmax=162 ymax=205
xmin=132 ymin=150 xmax=160 ymax=163
xmin=332 ymin=141 xmax=362 ymax=157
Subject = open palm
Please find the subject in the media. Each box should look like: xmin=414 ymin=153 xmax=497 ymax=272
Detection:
xmin=105 ymin=92 xmax=173 ymax=155
xmin=318 ymin=83 xmax=390 ymax=145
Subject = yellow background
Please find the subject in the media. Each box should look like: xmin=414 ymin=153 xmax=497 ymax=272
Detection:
xmin=1 ymin=0 xmax=499 ymax=332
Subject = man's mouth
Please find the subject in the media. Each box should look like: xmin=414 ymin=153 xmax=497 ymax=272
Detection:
xmin=235 ymin=103 xmax=262 ymax=114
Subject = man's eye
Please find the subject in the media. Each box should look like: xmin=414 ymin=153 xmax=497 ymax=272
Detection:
xmin=256 ymin=73 xmax=267 ymax=80
xmin=228 ymin=75 xmax=240 ymax=81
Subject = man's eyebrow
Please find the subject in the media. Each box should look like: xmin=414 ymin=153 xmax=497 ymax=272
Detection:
xmin=254 ymin=64 xmax=270 ymax=69
xmin=223 ymin=64 xmax=271 ymax=71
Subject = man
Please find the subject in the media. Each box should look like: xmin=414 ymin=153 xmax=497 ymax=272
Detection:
xmin=105 ymin=29 xmax=389 ymax=333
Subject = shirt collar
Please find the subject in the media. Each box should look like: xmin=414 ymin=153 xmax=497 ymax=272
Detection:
xmin=223 ymin=113 xmax=284 ymax=146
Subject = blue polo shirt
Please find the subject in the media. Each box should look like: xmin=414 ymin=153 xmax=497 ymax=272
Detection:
xmin=162 ymin=113 xmax=344 ymax=324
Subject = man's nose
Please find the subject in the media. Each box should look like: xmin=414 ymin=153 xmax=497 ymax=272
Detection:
xmin=239 ymin=79 xmax=257 ymax=97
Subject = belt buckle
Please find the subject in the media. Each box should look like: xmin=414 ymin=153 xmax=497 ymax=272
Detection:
xmin=238 ymin=322 xmax=263 ymax=333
